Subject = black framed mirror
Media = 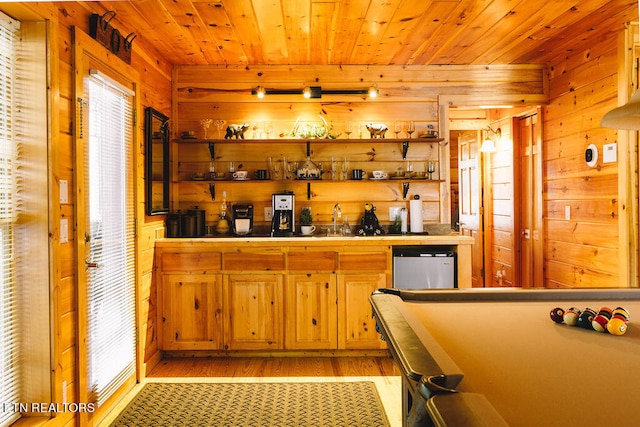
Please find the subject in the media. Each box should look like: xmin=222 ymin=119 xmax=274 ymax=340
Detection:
xmin=145 ymin=107 xmax=170 ymax=215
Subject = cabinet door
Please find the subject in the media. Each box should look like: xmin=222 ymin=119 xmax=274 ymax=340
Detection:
xmin=162 ymin=274 xmax=223 ymax=350
xmin=286 ymin=273 xmax=337 ymax=350
xmin=224 ymin=274 xmax=284 ymax=350
xmin=337 ymin=273 xmax=387 ymax=350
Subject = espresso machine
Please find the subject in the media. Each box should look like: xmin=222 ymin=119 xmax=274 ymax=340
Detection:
xmin=271 ymin=191 xmax=295 ymax=236
xmin=232 ymin=202 xmax=254 ymax=236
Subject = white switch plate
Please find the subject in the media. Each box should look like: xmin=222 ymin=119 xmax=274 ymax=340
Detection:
xmin=264 ymin=206 xmax=273 ymax=221
xmin=60 ymin=179 xmax=68 ymax=204
xmin=603 ymin=143 xmax=617 ymax=163
xmin=565 ymin=206 xmax=571 ymax=221
xmin=60 ymin=218 xmax=68 ymax=243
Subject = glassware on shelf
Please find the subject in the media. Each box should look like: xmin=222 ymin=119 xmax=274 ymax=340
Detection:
xmin=394 ymin=120 xmax=401 ymax=138
xmin=214 ymin=119 xmax=226 ymax=138
xmin=269 ymin=156 xmax=281 ymax=181
xmin=407 ymin=121 xmax=415 ymax=139
xmin=264 ymin=121 xmax=273 ymax=139
xmin=285 ymin=158 xmax=298 ymax=180
xmin=200 ymin=118 xmax=213 ymax=139
xmin=345 ymin=122 xmax=352 ymax=139
xmin=330 ymin=157 xmax=338 ymax=180
xmin=341 ymin=156 xmax=350 ymax=181
xmin=427 ymin=162 xmax=436 ymax=180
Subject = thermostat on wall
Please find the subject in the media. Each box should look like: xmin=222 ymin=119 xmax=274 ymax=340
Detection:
xmin=585 ymin=144 xmax=598 ymax=167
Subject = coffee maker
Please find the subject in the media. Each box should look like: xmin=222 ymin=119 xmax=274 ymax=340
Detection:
xmin=232 ymin=203 xmax=254 ymax=236
xmin=271 ymin=191 xmax=295 ymax=236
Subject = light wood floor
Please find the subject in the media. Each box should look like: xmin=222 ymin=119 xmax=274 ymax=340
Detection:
xmin=148 ymin=356 xmax=399 ymax=378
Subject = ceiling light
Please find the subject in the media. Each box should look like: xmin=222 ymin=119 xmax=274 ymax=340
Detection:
xmin=368 ymin=84 xmax=379 ymax=98
xmin=255 ymin=86 xmax=266 ymax=99
xmin=303 ymin=86 xmax=312 ymax=98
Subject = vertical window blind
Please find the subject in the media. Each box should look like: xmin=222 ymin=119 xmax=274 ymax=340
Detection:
xmin=84 ymin=74 xmax=136 ymax=406
xmin=0 ymin=12 xmax=20 ymax=427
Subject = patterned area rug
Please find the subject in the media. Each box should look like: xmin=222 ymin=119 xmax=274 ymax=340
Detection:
xmin=110 ymin=381 xmax=390 ymax=426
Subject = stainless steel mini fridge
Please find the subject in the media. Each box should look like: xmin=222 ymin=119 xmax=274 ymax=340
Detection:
xmin=392 ymin=246 xmax=456 ymax=289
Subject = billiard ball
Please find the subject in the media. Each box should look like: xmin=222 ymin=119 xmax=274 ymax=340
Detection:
xmin=607 ymin=317 xmax=628 ymax=336
xmin=597 ymin=307 xmax=613 ymax=320
xmin=592 ymin=307 xmax=613 ymax=332
xmin=550 ymin=307 xmax=565 ymax=323
xmin=591 ymin=315 xmax=609 ymax=332
xmin=612 ymin=307 xmax=630 ymax=323
xmin=577 ymin=308 xmax=597 ymax=330
xmin=563 ymin=308 xmax=581 ymax=326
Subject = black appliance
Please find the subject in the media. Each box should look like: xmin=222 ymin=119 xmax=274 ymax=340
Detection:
xmin=232 ymin=203 xmax=254 ymax=236
xmin=271 ymin=191 xmax=295 ymax=236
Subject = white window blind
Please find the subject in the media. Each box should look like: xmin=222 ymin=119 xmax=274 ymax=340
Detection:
xmin=0 ymin=12 xmax=21 ymax=427
xmin=84 ymin=74 xmax=136 ymax=406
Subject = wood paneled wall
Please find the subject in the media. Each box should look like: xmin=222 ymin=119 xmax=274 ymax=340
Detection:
xmin=542 ymin=25 xmax=625 ymax=288
xmin=1 ymin=2 xmax=171 ymax=425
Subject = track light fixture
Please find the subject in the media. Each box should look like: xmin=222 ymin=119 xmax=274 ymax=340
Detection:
xmin=252 ymin=85 xmax=378 ymax=99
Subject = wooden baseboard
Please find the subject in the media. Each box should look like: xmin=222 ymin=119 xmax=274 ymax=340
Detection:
xmin=161 ymin=349 xmax=391 ymax=358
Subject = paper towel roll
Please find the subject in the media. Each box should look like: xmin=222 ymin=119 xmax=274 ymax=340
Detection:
xmin=410 ymin=199 xmax=423 ymax=233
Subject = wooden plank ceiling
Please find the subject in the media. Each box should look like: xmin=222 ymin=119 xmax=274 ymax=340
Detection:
xmin=87 ymin=0 xmax=638 ymax=66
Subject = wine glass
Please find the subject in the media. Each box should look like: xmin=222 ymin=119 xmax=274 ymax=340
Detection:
xmin=341 ymin=156 xmax=350 ymax=180
xmin=394 ymin=121 xmax=401 ymax=138
xmin=407 ymin=121 xmax=415 ymax=139
xmin=264 ymin=121 xmax=274 ymax=139
xmin=269 ymin=156 xmax=280 ymax=181
xmin=286 ymin=160 xmax=298 ymax=180
xmin=200 ymin=118 xmax=213 ymax=139
xmin=345 ymin=122 xmax=352 ymax=139
xmin=214 ymin=119 xmax=226 ymax=139
xmin=427 ymin=162 xmax=436 ymax=180
xmin=331 ymin=156 xmax=338 ymax=180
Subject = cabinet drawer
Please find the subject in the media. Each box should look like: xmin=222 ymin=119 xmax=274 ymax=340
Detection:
xmin=224 ymin=251 xmax=285 ymax=271
xmin=339 ymin=252 xmax=388 ymax=271
xmin=161 ymin=252 xmax=222 ymax=272
xmin=288 ymin=251 xmax=337 ymax=271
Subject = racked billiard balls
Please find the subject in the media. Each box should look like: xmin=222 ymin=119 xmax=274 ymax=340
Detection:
xmin=550 ymin=307 xmax=565 ymax=323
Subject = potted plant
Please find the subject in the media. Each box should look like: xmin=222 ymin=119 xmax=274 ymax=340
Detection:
xmin=300 ymin=207 xmax=316 ymax=235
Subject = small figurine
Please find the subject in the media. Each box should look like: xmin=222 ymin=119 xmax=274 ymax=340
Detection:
xmin=366 ymin=123 xmax=388 ymax=139
xmin=224 ymin=123 xmax=249 ymax=139
xmin=357 ymin=203 xmax=385 ymax=236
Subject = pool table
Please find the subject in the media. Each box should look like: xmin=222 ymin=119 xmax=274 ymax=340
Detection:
xmin=370 ymin=288 xmax=640 ymax=427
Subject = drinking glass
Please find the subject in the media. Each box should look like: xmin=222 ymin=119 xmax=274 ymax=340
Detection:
xmin=407 ymin=121 xmax=415 ymax=139
xmin=427 ymin=162 xmax=436 ymax=180
xmin=200 ymin=118 xmax=213 ymax=139
xmin=394 ymin=121 xmax=401 ymax=138
xmin=345 ymin=122 xmax=352 ymax=139
xmin=214 ymin=119 xmax=226 ymax=138
xmin=331 ymin=157 xmax=338 ymax=180
xmin=341 ymin=156 xmax=350 ymax=180
xmin=269 ymin=156 xmax=281 ymax=181
xmin=264 ymin=121 xmax=273 ymax=139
